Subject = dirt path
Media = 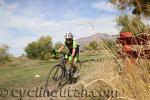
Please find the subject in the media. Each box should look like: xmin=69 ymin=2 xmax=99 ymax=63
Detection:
xmin=23 ymin=59 xmax=120 ymax=100
xmin=22 ymin=58 xmax=150 ymax=100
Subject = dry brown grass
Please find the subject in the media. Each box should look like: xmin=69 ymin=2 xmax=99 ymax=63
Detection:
xmin=75 ymin=27 xmax=150 ymax=100
xmin=75 ymin=50 xmax=150 ymax=100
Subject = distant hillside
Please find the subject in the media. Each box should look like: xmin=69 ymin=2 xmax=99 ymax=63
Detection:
xmin=76 ymin=33 xmax=118 ymax=50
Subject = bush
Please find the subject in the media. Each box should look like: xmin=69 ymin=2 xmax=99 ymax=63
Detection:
xmin=117 ymin=15 xmax=150 ymax=35
xmin=84 ymin=40 xmax=117 ymax=52
xmin=84 ymin=40 xmax=99 ymax=51
xmin=0 ymin=44 xmax=10 ymax=64
xmin=24 ymin=35 xmax=53 ymax=60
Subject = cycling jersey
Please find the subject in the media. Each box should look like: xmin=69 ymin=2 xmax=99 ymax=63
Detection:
xmin=64 ymin=40 xmax=79 ymax=57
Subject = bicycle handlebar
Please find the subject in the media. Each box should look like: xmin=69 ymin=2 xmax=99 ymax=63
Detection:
xmin=51 ymin=49 xmax=66 ymax=57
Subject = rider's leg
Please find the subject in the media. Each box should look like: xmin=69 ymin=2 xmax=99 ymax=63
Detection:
xmin=70 ymin=57 xmax=79 ymax=77
xmin=68 ymin=56 xmax=77 ymax=68
xmin=71 ymin=57 xmax=77 ymax=72
xmin=65 ymin=54 xmax=68 ymax=60
xmin=68 ymin=56 xmax=76 ymax=75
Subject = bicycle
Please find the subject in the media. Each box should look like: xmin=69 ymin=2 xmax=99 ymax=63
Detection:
xmin=45 ymin=50 xmax=81 ymax=91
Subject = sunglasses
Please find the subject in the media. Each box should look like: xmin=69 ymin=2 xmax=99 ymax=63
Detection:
xmin=66 ymin=38 xmax=72 ymax=41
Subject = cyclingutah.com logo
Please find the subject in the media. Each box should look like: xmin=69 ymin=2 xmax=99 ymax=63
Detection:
xmin=0 ymin=86 xmax=119 ymax=99
xmin=0 ymin=88 xmax=9 ymax=97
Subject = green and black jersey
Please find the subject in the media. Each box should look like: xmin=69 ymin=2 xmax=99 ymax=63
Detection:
xmin=64 ymin=40 xmax=79 ymax=57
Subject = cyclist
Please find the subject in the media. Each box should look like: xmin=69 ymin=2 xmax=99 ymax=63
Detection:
xmin=57 ymin=33 xmax=79 ymax=77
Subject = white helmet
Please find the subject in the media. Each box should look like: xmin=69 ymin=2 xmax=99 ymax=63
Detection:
xmin=65 ymin=33 xmax=73 ymax=39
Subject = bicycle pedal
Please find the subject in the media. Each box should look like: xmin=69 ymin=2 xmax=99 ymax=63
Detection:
xmin=71 ymin=78 xmax=78 ymax=84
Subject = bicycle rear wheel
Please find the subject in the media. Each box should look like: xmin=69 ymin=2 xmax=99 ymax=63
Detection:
xmin=45 ymin=64 xmax=64 ymax=91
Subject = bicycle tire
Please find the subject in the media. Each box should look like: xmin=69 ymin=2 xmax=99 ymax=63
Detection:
xmin=45 ymin=64 xmax=63 ymax=91
xmin=76 ymin=59 xmax=82 ymax=70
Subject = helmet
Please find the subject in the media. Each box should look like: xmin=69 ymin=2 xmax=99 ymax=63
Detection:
xmin=65 ymin=33 xmax=73 ymax=39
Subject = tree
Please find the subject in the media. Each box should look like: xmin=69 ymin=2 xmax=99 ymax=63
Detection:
xmin=84 ymin=40 xmax=99 ymax=51
xmin=37 ymin=36 xmax=53 ymax=60
xmin=24 ymin=42 xmax=39 ymax=59
xmin=0 ymin=44 xmax=10 ymax=64
xmin=24 ymin=35 xmax=53 ymax=60
xmin=117 ymin=15 xmax=150 ymax=35
xmin=54 ymin=42 xmax=63 ymax=50
xmin=54 ymin=42 xmax=67 ymax=53
xmin=109 ymin=0 xmax=150 ymax=16
xmin=108 ymin=0 xmax=150 ymax=35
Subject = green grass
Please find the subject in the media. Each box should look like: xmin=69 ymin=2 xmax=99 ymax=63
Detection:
xmin=0 ymin=59 xmax=56 ymax=89
xmin=0 ymin=53 xmax=101 ymax=90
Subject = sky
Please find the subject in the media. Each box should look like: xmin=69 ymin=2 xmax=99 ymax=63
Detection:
xmin=0 ymin=0 xmax=121 ymax=56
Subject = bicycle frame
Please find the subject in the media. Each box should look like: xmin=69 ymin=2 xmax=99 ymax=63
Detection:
xmin=58 ymin=56 xmax=68 ymax=79
xmin=45 ymin=52 xmax=81 ymax=91
xmin=60 ymin=57 xmax=66 ymax=66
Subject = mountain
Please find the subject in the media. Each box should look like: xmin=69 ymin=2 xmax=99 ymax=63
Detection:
xmin=76 ymin=33 xmax=118 ymax=50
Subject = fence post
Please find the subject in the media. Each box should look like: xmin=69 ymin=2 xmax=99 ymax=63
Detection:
xmin=120 ymin=32 xmax=136 ymax=73
xmin=117 ymin=33 xmax=150 ymax=74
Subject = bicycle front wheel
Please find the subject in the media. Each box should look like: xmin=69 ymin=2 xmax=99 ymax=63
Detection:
xmin=45 ymin=64 xmax=64 ymax=91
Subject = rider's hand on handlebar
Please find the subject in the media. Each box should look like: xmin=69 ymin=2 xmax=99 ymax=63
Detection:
xmin=56 ymin=50 xmax=60 ymax=53
xmin=51 ymin=49 xmax=59 ymax=56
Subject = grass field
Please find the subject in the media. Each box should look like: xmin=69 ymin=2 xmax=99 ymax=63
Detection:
xmin=0 ymin=53 xmax=103 ymax=89
xmin=0 ymin=51 xmax=149 ymax=100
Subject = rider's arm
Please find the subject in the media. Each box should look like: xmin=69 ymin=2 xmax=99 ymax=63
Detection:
xmin=57 ymin=45 xmax=64 ymax=52
xmin=71 ymin=48 xmax=76 ymax=57
xmin=71 ymin=40 xmax=77 ymax=57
